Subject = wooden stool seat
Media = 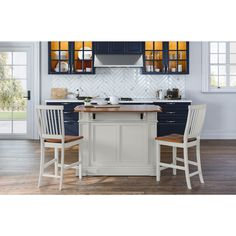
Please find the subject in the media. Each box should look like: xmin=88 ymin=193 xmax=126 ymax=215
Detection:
xmin=155 ymin=134 xmax=196 ymax=143
xmin=45 ymin=135 xmax=84 ymax=143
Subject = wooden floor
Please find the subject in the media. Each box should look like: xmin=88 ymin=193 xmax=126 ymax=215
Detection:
xmin=0 ymin=140 xmax=236 ymax=194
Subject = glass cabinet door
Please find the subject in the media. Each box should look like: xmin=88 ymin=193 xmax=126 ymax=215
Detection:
xmin=144 ymin=41 xmax=165 ymax=73
xmin=72 ymin=41 xmax=94 ymax=74
xmin=49 ymin=41 xmax=70 ymax=74
xmin=168 ymin=41 xmax=189 ymax=74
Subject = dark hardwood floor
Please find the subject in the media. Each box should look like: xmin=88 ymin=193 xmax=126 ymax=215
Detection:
xmin=0 ymin=140 xmax=236 ymax=194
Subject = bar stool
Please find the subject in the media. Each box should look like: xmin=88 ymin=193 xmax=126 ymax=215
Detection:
xmin=36 ymin=105 xmax=83 ymax=190
xmin=155 ymin=104 xmax=206 ymax=189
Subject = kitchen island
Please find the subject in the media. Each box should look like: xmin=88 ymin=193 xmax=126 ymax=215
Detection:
xmin=74 ymin=105 xmax=161 ymax=176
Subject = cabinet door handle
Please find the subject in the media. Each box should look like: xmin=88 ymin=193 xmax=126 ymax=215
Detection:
xmin=140 ymin=113 xmax=144 ymax=120
xmin=93 ymin=113 xmax=96 ymax=119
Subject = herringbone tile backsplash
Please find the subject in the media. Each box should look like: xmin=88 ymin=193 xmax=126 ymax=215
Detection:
xmin=52 ymin=68 xmax=186 ymax=98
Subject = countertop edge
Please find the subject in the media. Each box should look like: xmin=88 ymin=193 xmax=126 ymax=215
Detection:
xmin=45 ymin=99 xmax=192 ymax=103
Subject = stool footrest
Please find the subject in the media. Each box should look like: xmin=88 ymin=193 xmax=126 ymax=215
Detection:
xmin=176 ymin=157 xmax=198 ymax=166
xmin=159 ymin=162 xmax=185 ymax=171
xmin=42 ymin=174 xmax=60 ymax=178
xmin=44 ymin=158 xmax=57 ymax=169
xmin=189 ymin=171 xmax=200 ymax=177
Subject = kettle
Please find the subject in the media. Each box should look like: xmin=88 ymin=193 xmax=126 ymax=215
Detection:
xmin=110 ymin=96 xmax=119 ymax=105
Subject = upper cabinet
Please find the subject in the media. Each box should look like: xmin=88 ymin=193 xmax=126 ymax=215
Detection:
xmin=143 ymin=41 xmax=189 ymax=74
xmin=48 ymin=41 xmax=95 ymax=74
xmin=49 ymin=41 xmax=71 ymax=74
xmin=94 ymin=42 xmax=144 ymax=54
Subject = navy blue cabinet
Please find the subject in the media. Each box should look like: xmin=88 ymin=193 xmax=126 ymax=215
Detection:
xmin=94 ymin=42 xmax=143 ymax=54
xmin=125 ymin=42 xmax=144 ymax=54
xmin=48 ymin=41 xmax=95 ymax=74
xmin=46 ymin=102 xmax=83 ymax=136
xmin=143 ymin=41 xmax=189 ymax=74
xmin=109 ymin=42 xmax=125 ymax=54
xmin=155 ymin=102 xmax=190 ymax=137
xmin=93 ymin=42 xmax=109 ymax=54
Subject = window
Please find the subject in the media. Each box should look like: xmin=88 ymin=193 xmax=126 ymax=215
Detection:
xmin=202 ymin=41 xmax=236 ymax=92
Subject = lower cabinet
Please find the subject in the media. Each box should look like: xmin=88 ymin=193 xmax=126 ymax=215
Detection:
xmin=154 ymin=102 xmax=190 ymax=137
xmin=46 ymin=102 xmax=82 ymax=136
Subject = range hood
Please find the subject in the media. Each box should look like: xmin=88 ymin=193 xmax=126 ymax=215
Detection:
xmin=94 ymin=55 xmax=143 ymax=68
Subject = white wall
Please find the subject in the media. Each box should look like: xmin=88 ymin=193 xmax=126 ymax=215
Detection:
xmin=186 ymin=42 xmax=236 ymax=139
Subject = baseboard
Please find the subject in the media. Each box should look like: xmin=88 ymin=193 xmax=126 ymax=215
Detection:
xmin=201 ymin=132 xmax=236 ymax=139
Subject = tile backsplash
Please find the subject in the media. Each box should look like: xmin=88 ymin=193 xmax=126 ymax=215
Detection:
xmin=52 ymin=68 xmax=186 ymax=98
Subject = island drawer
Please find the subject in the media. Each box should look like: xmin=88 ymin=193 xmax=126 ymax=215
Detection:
xmin=157 ymin=123 xmax=186 ymax=137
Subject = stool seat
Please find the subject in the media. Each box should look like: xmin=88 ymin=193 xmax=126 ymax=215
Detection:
xmin=155 ymin=134 xmax=196 ymax=143
xmin=45 ymin=135 xmax=84 ymax=143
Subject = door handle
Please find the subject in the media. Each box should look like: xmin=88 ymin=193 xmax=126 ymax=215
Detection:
xmin=23 ymin=90 xmax=31 ymax=100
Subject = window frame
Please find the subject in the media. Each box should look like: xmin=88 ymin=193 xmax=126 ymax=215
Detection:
xmin=202 ymin=41 xmax=236 ymax=93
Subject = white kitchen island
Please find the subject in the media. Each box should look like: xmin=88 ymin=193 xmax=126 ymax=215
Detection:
xmin=74 ymin=105 xmax=161 ymax=176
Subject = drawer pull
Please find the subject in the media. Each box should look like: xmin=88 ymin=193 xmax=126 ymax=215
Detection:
xmin=140 ymin=113 xmax=144 ymax=120
xmin=64 ymin=111 xmax=72 ymax=114
xmin=64 ymin=121 xmax=75 ymax=123
xmin=93 ymin=113 xmax=96 ymax=120
xmin=166 ymin=120 xmax=175 ymax=123
xmin=166 ymin=111 xmax=176 ymax=114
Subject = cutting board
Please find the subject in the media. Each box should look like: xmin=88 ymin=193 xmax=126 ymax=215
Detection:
xmin=51 ymin=88 xmax=68 ymax=99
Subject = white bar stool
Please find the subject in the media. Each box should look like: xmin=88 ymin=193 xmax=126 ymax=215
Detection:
xmin=36 ymin=105 xmax=83 ymax=190
xmin=155 ymin=104 xmax=206 ymax=189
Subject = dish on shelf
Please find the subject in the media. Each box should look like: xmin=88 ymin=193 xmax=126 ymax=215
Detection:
xmin=78 ymin=47 xmax=92 ymax=60
xmin=53 ymin=51 xmax=67 ymax=60
xmin=76 ymin=69 xmax=83 ymax=73
xmin=54 ymin=61 xmax=69 ymax=72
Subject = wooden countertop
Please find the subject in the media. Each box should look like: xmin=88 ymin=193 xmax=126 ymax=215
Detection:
xmin=74 ymin=105 xmax=161 ymax=113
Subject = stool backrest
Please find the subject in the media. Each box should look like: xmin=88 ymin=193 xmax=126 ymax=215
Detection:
xmin=184 ymin=104 xmax=206 ymax=141
xmin=36 ymin=105 xmax=64 ymax=140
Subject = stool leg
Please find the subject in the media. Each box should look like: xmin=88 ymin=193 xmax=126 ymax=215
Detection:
xmin=172 ymin=147 xmax=177 ymax=175
xmin=54 ymin=148 xmax=59 ymax=177
xmin=156 ymin=142 xmax=161 ymax=182
xmin=38 ymin=141 xmax=45 ymax=188
xmin=184 ymin=146 xmax=192 ymax=189
xmin=79 ymin=144 xmax=82 ymax=180
xmin=196 ymin=142 xmax=204 ymax=183
xmin=59 ymin=146 xmax=65 ymax=191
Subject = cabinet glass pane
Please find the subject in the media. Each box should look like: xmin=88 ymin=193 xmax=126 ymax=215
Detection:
xmin=169 ymin=51 xmax=177 ymax=60
xmin=145 ymin=51 xmax=153 ymax=60
xmin=84 ymin=41 xmax=92 ymax=49
xmin=13 ymin=52 xmax=27 ymax=65
xmin=154 ymin=51 xmax=162 ymax=60
xmin=230 ymin=42 xmax=236 ymax=53
xmin=74 ymin=42 xmax=83 ymax=50
xmin=178 ymin=61 xmax=187 ymax=73
xmin=60 ymin=42 xmax=69 ymax=50
xmin=230 ymin=54 xmax=236 ymax=63
xmin=169 ymin=61 xmax=177 ymax=72
xmin=178 ymin=42 xmax=186 ymax=50
xmin=210 ymin=54 xmax=218 ymax=64
xmin=145 ymin=61 xmax=153 ymax=72
xmin=178 ymin=51 xmax=186 ymax=60
xmin=145 ymin=41 xmax=153 ymax=50
xmin=169 ymin=42 xmax=177 ymax=50
xmin=154 ymin=42 xmax=162 ymax=50
xmin=51 ymin=41 xmax=59 ymax=50
xmin=154 ymin=61 xmax=163 ymax=72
